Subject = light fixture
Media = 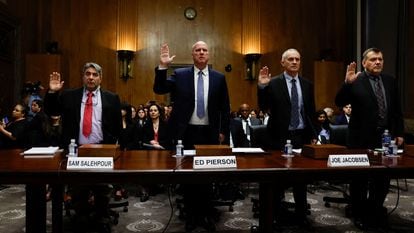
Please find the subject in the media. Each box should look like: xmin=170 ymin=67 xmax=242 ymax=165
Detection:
xmin=244 ymin=53 xmax=262 ymax=80
xmin=117 ymin=50 xmax=135 ymax=81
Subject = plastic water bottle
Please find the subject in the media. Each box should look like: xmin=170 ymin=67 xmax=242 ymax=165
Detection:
xmin=176 ymin=140 xmax=184 ymax=157
xmin=388 ymin=140 xmax=398 ymax=156
xmin=68 ymin=139 xmax=78 ymax=157
xmin=382 ymin=129 xmax=391 ymax=154
xmin=284 ymin=139 xmax=293 ymax=157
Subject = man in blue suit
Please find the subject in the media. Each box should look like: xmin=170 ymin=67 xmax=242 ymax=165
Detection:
xmin=154 ymin=41 xmax=230 ymax=148
xmin=154 ymin=41 xmax=230 ymax=231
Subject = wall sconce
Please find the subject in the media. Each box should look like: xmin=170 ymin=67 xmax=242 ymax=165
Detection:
xmin=244 ymin=53 xmax=262 ymax=80
xmin=117 ymin=50 xmax=135 ymax=81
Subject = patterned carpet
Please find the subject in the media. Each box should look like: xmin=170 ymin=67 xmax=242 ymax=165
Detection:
xmin=1 ymin=180 xmax=414 ymax=233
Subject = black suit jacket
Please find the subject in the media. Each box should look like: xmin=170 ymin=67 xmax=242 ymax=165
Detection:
xmin=44 ymin=87 xmax=122 ymax=146
xmin=154 ymin=66 xmax=230 ymax=142
xmin=229 ymin=118 xmax=249 ymax=147
xmin=142 ymin=119 xmax=172 ymax=149
xmin=335 ymin=72 xmax=404 ymax=148
xmin=258 ymin=73 xmax=316 ymax=149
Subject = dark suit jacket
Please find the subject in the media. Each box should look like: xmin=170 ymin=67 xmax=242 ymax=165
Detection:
xmin=154 ymin=66 xmax=230 ymax=142
xmin=335 ymin=72 xmax=404 ymax=148
xmin=258 ymin=73 xmax=316 ymax=149
xmin=142 ymin=119 xmax=172 ymax=149
xmin=229 ymin=118 xmax=249 ymax=147
xmin=44 ymin=87 xmax=122 ymax=146
xmin=334 ymin=114 xmax=349 ymax=125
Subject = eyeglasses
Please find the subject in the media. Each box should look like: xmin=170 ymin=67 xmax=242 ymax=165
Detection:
xmin=84 ymin=71 xmax=99 ymax=77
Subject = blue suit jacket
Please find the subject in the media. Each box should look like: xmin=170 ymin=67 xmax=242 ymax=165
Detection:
xmin=154 ymin=66 xmax=230 ymax=141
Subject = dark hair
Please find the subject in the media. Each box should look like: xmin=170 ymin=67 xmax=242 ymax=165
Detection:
xmin=148 ymin=103 xmax=165 ymax=121
xmin=32 ymin=99 xmax=44 ymax=109
xmin=120 ymin=102 xmax=133 ymax=125
xmin=362 ymin=48 xmax=382 ymax=62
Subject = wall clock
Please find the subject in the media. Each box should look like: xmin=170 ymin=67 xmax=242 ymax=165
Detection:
xmin=184 ymin=7 xmax=197 ymax=20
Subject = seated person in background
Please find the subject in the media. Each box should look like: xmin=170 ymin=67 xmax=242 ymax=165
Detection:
xmin=335 ymin=104 xmax=352 ymax=125
xmin=142 ymin=102 xmax=171 ymax=150
xmin=119 ymin=102 xmax=136 ymax=150
xmin=314 ymin=109 xmax=331 ymax=144
xmin=26 ymin=99 xmax=50 ymax=147
xmin=323 ymin=107 xmax=335 ymax=123
xmin=235 ymin=103 xmax=261 ymax=147
xmin=0 ymin=103 xmax=28 ymax=149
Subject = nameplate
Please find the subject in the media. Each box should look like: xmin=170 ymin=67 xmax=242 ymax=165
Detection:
xmin=67 ymin=157 xmax=114 ymax=170
xmin=327 ymin=154 xmax=370 ymax=167
xmin=193 ymin=156 xmax=237 ymax=169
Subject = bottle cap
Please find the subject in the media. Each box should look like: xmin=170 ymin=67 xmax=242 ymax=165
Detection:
xmin=286 ymin=139 xmax=291 ymax=143
xmin=70 ymin=139 xmax=75 ymax=143
xmin=177 ymin=140 xmax=182 ymax=144
xmin=390 ymin=140 xmax=395 ymax=144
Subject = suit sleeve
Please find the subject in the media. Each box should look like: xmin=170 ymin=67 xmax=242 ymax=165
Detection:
xmin=153 ymin=67 xmax=174 ymax=94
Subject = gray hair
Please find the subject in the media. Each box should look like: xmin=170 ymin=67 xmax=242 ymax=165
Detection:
xmin=281 ymin=48 xmax=300 ymax=60
xmin=82 ymin=62 xmax=102 ymax=76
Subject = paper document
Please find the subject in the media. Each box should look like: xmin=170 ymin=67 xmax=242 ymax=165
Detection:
xmin=232 ymin=147 xmax=265 ymax=153
xmin=23 ymin=147 xmax=60 ymax=155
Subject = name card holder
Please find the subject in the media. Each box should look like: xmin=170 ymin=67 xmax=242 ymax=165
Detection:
xmin=327 ymin=154 xmax=370 ymax=167
xmin=193 ymin=156 xmax=237 ymax=169
xmin=67 ymin=157 xmax=114 ymax=170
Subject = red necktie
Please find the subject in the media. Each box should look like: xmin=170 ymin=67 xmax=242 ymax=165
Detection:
xmin=82 ymin=91 xmax=93 ymax=137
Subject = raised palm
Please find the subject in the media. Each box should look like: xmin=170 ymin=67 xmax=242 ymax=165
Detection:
xmin=160 ymin=43 xmax=176 ymax=67
xmin=49 ymin=72 xmax=64 ymax=92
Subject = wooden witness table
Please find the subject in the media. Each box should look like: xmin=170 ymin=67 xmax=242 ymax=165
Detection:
xmin=2 ymin=148 xmax=414 ymax=233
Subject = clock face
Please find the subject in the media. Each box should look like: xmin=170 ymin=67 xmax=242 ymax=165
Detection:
xmin=184 ymin=7 xmax=197 ymax=20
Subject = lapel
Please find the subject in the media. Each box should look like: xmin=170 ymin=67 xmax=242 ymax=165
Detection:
xmin=361 ymin=72 xmax=379 ymax=104
xmin=74 ymin=88 xmax=84 ymax=124
xmin=188 ymin=67 xmax=196 ymax=102
xmin=278 ymin=74 xmax=291 ymax=105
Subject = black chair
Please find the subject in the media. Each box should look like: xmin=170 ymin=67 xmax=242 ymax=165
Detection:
xmin=322 ymin=124 xmax=351 ymax=211
xmin=249 ymin=125 xmax=273 ymax=149
xmin=329 ymin=124 xmax=348 ymax=145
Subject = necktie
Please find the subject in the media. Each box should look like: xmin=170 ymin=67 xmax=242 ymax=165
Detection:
xmin=197 ymin=71 xmax=205 ymax=118
xmin=373 ymin=76 xmax=386 ymax=120
xmin=290 ymin=79 xmax=299 ymax=129
xmin=83 ymin=91 xmax=93 ymax=137
xmin=244 ymin=119 xmax=250 ymax=136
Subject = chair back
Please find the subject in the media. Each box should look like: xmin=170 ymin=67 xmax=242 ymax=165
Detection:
xmin=249 ymin=125 xmax=273 ymax=149
xmin=329 ymin=124 xmax=348 ymax=146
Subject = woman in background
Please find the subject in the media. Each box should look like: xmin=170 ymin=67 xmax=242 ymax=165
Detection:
xmin=314 ymin=109 xmax=331 ymax=144
xmin=0 ymin=103 xmax=28 ymax=149
xmin=142 ymin=103 xmax=171 ymax=149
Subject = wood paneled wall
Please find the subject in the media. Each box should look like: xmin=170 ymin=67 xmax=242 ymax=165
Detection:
xmin=7 ymin=0 xmax=348 ymax=112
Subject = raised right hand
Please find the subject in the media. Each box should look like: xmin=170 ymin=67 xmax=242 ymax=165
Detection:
xmin=49 ymin=72 xmax=64 ymax=92
xmin=258 ymin=66 xmax=271 ymax=85
xmin=344 ymin=62 xmax=361 ymax=84
xmin=159 ymin=43 xmax=176 ymax=68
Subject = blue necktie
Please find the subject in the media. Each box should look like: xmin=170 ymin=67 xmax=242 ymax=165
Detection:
xmin=290 ymin=79 xmax=299 ymax=129
xmin=197 ymin=71 xmax=205 ymax=118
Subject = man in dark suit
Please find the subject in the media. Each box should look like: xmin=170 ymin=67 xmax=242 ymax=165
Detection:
xmin=336 ymin=48 xmax=404 ymax=230
xmin=154 ymin=41 xmax=230 ymax=148
xmin=257 ymin=48 xmax=316 ymax=228
xmin=44 ymin=62 xmax=122 ymax=231
xmin=334 ymin=104 xmax=351 ymax=125
xmin=44 ymin=63 xmax=121 ymax=146
xmin=154 ymin=41 xmax=230 ymax=231
xmin=234 ymin=103 xmax=261 ymax=147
